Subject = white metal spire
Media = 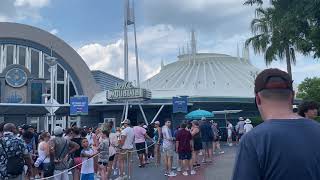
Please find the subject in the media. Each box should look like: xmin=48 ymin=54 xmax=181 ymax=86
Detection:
xmin=123 ymin=0 xmax=129 ymax=81
xmin=237 ymin=43 xmax=240 ymax=61
xmin=191 ymin=29 xmax=197 ymax=55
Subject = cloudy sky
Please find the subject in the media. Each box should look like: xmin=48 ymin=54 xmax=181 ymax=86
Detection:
xmin=0 ymin=0 xmax=319 ymax=83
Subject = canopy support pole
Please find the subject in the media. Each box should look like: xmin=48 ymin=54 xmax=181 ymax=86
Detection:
xmin=151 ymin=105 xmax=165 ymax=124
xmin=139 ymin=104 xmax=148 ymax=125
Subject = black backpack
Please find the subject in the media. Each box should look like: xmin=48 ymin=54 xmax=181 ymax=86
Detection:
xmin=0 ymin=139 xmax=25 ymax=176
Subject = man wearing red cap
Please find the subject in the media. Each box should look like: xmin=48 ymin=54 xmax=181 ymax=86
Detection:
xmin=232 ymin=68 xmax=320 ymax=180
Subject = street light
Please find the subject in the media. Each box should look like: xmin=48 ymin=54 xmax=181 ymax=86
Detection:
xmin=45 ymin=55 xmax=57 ymax=133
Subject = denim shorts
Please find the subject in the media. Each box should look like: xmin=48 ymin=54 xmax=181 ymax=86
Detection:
xmin=81 ymin=173 xmax=94 ymax=180
xmin=178 ymin=152 xmax=192 ymax=160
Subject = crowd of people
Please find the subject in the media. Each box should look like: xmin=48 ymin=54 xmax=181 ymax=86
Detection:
xmin=0 ymin=116 xmax=229 ymax=180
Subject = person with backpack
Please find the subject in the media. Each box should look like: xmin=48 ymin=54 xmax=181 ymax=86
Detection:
xmin=0 ymin=123 xmax=33 ymax=180
xmin=199 ymin=117 xmax=214 ymax=163
xmin=50 ymin=126 xmax=79 ymax=180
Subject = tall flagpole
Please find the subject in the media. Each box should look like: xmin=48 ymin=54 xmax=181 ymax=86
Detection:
xmin=132 ymin=0 xmax=140 ymax=87
xmin=124 ymin=0 xmax=129 ymax=82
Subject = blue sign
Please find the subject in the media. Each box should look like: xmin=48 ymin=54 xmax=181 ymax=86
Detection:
xmin=173 ymin=96 xmax=188 ymax=113
xmin=70 ymin=96 xmax=88 ymax=116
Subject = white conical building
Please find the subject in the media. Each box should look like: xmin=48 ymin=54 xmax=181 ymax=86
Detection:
xmin=142 ymin=32 xmax=259 ymax=99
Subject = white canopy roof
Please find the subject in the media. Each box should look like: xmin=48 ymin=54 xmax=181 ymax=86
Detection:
xmin=142 ymin=53 xmax=260 ymax=99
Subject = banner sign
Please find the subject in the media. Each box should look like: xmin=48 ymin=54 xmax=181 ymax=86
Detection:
xmin=107 ymin=82 xmax=151 ymax=101
xmin=70 ymin=96 xmax=88 ymax=116
xmin=173 ymin=96 xmax=188 ymax=113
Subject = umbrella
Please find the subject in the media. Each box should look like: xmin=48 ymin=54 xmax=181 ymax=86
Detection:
xmin=185 ymin=109 xmax=214 ymax=120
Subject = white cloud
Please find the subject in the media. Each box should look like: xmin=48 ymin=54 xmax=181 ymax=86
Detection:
xmin=0 ymin=0 xmax=50 ymax=22
xmin=77 ymin=39 xmax=159 ymax=82
xmin=14 ymin=0 xmax=50 ymax=8
xmin=78 ymin=24 xmax=188 ymax=82
xmin=49 ymin=28 xmax=59 ymax=35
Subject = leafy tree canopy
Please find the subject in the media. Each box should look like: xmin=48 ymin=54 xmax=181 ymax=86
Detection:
xmin=297 ymin=77 xmax=320 ymax=102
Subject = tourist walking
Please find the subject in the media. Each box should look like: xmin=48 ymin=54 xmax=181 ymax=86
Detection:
xmin=146 ymin=124 xmax=155 ymax=160
xmin=50 ymin=126 xmax=79 ymax=180
xmin=244 ymin=119 xmax=253 ymax=133
xmin=200 ymin=118 xmax=214 ymax=163
xmin=153 ymin=121 xmax=162 ymax=166
xmin=176 ymin=123 xmax=196 ymax=176
xmin=226 ymin=121 xmax=233 ymax=146
xmin=298 ymin=100 xmax=319 ymax=120
xmin=191 ymin=120 xmax=202 ymax=168
xmin=133 ymin=121 xmax=151 ymax=168
xmin=118 ymin=119 xmax=135 ymax=180
xmin=235 ymin=117 xmax=245 ymax=142
xmin=211 ymin=122 xmax=224 ymax=154
xmin=162 ymin=120 xmax=176 ymax=177
xmin=232 ymin=68 xmax=320 ymax=180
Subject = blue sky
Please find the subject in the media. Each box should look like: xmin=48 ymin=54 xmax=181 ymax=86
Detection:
xmin=0 ymin=0 xmax=319 ymax=83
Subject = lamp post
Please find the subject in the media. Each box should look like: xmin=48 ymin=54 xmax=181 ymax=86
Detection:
xmin=45 ymin=55 xmax=57 ymax=133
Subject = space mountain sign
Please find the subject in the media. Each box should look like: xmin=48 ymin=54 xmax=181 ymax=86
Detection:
xmin=106 ymin=82 xmax=151 ymax=101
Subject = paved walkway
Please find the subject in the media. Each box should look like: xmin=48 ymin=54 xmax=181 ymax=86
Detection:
xmin=100 ymin=145 xmax=237 ymax=179
xmin=168 ymin=145 xmax=237 ymax=180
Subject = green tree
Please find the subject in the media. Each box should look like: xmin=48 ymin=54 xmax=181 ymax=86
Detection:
xmin=244 ymin=0 xmax=320 ymax=58
xmin=245 ymin=4 xmax=297 ymax=77
xmin=297 ymin=77 xmax=320 ymax=102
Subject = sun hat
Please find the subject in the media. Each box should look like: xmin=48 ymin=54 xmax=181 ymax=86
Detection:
xmin=245 ymin=119 xmax=252 ymax=124
xmin=239 ymin=117 xmax=244 ymax=121
xmin=154 ymin=121 xmax=160 ymax=125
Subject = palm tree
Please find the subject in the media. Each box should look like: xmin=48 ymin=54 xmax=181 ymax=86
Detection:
xmin=245 ymin=6 xmax=297 ymax=77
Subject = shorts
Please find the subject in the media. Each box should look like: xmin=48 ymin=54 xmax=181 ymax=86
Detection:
xmin=202 ymin=142 xmax=213 ymax=150
xmin=178 ymin=152 xmax=192 ymax=160
xmin=81 ymin=173 xmax=94 ymax=180
xmin=135 ymin=142 xmax=146 ymax=155
xmin=163 ymin=147 xmax=174 ymax=157
xmin=109 ymin=154 xmax=115 ymax=162
xmin=228 ymin=131 xmax=232 ymax=138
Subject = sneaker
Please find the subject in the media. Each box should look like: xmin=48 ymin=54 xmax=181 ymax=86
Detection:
xmin=113 ymin=169 xmax=118 ymax=176
xmin=168 ymin=172 xmax=177 ymax=177
xmin=182 ymin=171 xmax=189 ymax=176
xmin=190 ymin=170 xmax=196 ymax=175
xmin=164 ymin=172 xmax=168 ymax=176
xmin=177 ymin=167 xmax=182 ymax=172
xmin=219 ymin=151 xmax=225 ymax=154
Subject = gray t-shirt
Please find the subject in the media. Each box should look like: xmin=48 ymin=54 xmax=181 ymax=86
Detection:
xmin=98 ymin=138 xmax=109 ymax=163
xmin=52 ymin=137 xmax=77 ymax=170
xmin=236 ymin=121 xmax=245 ymax=134
xmin=232 ymin=119 xmax=320 ymax=180
xmin=162 ymin=126 xmax=174 ymax=150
